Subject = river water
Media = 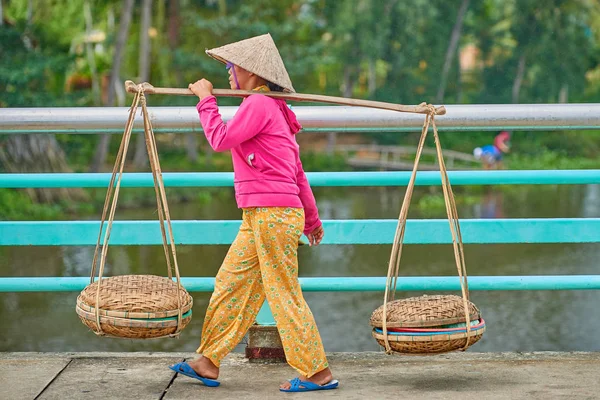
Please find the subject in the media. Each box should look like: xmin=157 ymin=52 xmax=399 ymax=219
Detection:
xmin=1 ymin=184 xmax=600 ymax=353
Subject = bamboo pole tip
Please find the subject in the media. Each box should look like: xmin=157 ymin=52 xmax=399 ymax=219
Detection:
xmin=125 ymin=81 xmax=138 ymax=93
xmin=124 ymin=81 xmax=156 ymax=94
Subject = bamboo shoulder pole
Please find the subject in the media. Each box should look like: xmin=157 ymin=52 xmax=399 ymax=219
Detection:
xmin=125 ymin=81 xmax=446 ymax=116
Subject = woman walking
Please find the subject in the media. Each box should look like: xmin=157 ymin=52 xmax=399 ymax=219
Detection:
xmin=169 ymin=34 xmax=338 ymax=393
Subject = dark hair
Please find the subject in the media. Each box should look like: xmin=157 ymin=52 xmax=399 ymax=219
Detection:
xmin=266 ymin=81 xmax=285 ymax=92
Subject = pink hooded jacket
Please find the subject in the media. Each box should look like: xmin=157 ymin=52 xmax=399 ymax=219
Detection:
xmin=196 ymin=94 xmax=322 ymax=235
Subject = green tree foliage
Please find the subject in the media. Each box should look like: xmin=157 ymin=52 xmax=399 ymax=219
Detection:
xmin=1 ymin=0 xmax=600 ymax=156
xmin=0 ymin=23 xmax=77 ymax=107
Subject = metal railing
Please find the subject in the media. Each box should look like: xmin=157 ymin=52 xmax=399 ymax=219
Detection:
xmin=2 ymin=276 xmax=599 ymax=292
xmin=2 ymin=103 xmax=600 ymax=133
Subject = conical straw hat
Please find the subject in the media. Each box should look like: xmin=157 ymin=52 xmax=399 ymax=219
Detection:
xmin=205 ymin=33 xmax=295 ymax=93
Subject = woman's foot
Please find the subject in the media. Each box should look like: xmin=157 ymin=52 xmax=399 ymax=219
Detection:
xmin=280 ymin=367 xmax=333 ymax=390
xmin=186 ymin=355 xmax=219 ymax=380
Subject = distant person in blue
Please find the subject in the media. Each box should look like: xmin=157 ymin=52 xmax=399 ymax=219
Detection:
xmin=473 ymin=131 xmax=511 ymax=170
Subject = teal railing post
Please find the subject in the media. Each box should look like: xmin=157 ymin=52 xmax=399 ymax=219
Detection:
xmin=256 ymin=301 xmax=276 ymax=326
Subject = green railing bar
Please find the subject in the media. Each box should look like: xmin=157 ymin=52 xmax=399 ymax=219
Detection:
xmin=1 ymin=276 xmax=599 ymax=292
xmin=3 ymin=218 xmax=600 ymax=246
xmin=2 ymin=170 xmax=600 ymax=188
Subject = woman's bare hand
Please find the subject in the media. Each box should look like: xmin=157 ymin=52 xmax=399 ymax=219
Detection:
xmin=188 ymin=79 xmax=213 ymax=100
xmin=307 ymin=225 xmax=324 ymax=246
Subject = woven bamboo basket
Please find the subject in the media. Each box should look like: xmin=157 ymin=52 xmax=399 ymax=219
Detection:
xmin=76 ymin=275 xmax=193 ymax=339
xmin=77 ymin=88 xmax=191 ymax=340
xmin=370 ymin=294 xmax=484 ymax=354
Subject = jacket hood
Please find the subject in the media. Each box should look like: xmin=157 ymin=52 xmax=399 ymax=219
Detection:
xmin=274 ymin=99 xmax=302 ymax=135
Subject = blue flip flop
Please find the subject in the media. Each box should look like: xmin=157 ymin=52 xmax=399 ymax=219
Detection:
xmin=279 ymin=377 xmax=339 ymax=392
xmin=169 ymin=361 xmax=220 ymax=387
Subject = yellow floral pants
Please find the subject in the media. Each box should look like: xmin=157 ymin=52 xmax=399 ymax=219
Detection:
xmin=197 ymin=207 xmax=329 ymax=377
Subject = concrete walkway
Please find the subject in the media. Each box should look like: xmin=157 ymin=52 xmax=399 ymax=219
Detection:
xmin=1 ymin=352 xmax=599 ymax=399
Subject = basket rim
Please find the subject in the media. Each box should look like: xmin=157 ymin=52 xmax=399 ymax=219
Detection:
xmin=370 ymin=312 xmax=481 ymax=328
xmin=372 ymin=326 xmax=485 ymax=342
xmin=76 ymin=306 xmax=192 ymax=328
xmin=384 ymin=318 xmax=486 ymax=333
xmin=373 ymin=321 xmax=486 ymax=337
xmin=76 ymin=296 xmax=193 ymax=319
